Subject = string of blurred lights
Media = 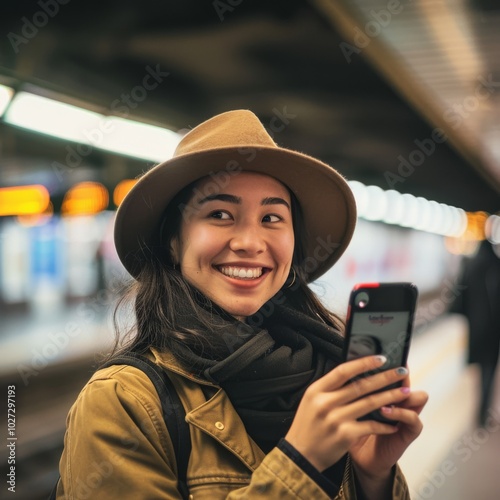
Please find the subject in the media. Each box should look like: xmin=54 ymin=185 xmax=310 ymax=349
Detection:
xmin=348 ymin=181 xmax=467 ymax=237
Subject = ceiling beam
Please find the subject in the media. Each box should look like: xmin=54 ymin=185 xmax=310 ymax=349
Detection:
xmin=310 ymin=0 xmax=500 ymax=196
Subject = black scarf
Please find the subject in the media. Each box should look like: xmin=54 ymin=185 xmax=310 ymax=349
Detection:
xmin=174 ymin=298 xmax=345 ymax=453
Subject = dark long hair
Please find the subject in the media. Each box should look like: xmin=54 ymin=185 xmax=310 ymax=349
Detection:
xmin=105 ymin=179 xmax=345 ymax=363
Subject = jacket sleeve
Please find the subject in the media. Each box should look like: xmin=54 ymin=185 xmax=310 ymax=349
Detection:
xmin=227 ymin=446 xmax=334 ymax=499
xmin=56 ymin=365 xmax=183 ymax=500
xmin=345 ymin=462 xmax=410 ymax=500
xmin=226 ymin=450 xmax=410 ymax=500
xmin=393 ymin=465 xmax=411 ymax=499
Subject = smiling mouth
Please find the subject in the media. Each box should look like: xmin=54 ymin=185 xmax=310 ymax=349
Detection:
xmin=217 ymin=266 xmax=266 ymax=280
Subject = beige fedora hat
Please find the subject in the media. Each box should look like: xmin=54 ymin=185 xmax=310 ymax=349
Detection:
xmin=114 ymin=109 xmax=357 ymax=282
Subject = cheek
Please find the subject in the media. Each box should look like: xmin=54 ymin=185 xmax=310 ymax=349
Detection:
xmin=280 ymin=232 xmax=295 ymax=264
xmin=179 ymin=226 xmax=222 ymax=263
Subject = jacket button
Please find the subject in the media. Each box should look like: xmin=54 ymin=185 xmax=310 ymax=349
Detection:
xmin=215 ymin=421 xmax=225 ymax=430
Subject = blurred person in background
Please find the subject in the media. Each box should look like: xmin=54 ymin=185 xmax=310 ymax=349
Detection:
xmin=53 ymin=110 xmax=428 ymax=499
xmin=450 ymin=226 xmax=500 ymax=427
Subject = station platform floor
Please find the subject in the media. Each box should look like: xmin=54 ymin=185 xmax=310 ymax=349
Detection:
xmin=1 ymin=300 xmax=500 ymax=499
xmin=399 ymin=315 xmax=500 ymax=500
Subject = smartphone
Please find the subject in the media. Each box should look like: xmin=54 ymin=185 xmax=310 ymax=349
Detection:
xmin=343 ymin=282 xmax=418 ymax=424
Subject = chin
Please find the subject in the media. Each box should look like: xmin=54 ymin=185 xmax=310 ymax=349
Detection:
xmin=223 ymin=302 xmax=264 ymax=320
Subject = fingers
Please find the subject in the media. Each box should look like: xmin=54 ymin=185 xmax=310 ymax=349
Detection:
xmin=315 ymin=355 xmax=387 ymax=392
xmin=380 ymin=405 xmax=423 ymax=434
xmin=311 ymin=358 xmax=412 ymax=419
xmin=340 ymin=366 xmax=409 ymax=404
xmin=394 ymin=390 xmax=429 ymax=415
xmin=348 ymin=417 xmax=400 ymax=438
xmin=379 ymin=390 xmax=429 ymax=434
xmin=341 ymin=384 xmax=413 ymax=422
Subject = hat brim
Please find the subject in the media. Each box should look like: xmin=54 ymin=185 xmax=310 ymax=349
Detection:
xmin=114 ymin=145 xmax=357 ymax=282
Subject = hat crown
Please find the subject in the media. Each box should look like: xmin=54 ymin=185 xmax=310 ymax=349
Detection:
xmin=174 ymin=110 xmax=277 ymax=157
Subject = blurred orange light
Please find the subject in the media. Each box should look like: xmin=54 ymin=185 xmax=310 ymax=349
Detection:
xmin=465 ymin=211 xmax=488 ymax=240
xmin=445 ymin=211 xmax=489 ymax=255
xmin=17 ymin=201 xmax=54 ymax=226
xmin=113 ymin=179 xmax=137 ymax=207
xmin=0 ymin=184 xmax=50 ymax=216
xmin=62 ymin=181 xmax=109 ymax=216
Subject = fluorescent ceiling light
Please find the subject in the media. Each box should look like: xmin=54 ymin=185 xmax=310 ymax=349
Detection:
xmin=0 ymin=84 xmax=15 ymax=117
xmin=100 ymin=117 xmax=180 ymax=162
xmin=5 ymin=92 xmax=103 ymax=143
xmin=4 ymin=91 xmax=180 ymax=162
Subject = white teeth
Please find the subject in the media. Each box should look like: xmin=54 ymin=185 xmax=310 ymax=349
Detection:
xmin=219 ymin=266 xmax=263 ymax=280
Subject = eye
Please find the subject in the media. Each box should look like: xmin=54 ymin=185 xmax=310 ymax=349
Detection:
xmin=209 ymin=210 xmax=232 ymax=220
xmin=262 ymin=214 xmax=282 ymax=223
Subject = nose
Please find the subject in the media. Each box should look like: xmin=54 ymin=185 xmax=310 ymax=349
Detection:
xmin=228 ymin=221 xmax=266 ymax=255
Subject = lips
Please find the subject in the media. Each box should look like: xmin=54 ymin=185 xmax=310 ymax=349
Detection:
xmin=217 ymin=265 xmax=265 ymax=280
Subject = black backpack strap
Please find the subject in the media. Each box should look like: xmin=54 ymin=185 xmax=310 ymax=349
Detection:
xmin=100 ymin=353 xmax=191 ymax=499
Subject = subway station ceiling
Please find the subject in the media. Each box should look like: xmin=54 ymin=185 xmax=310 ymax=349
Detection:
xmin=0 ymin=0 xmax=499 ymax=212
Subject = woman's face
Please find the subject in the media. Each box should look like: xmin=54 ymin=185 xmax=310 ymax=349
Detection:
xmin=171 ymin=172 xmax=295 ymax=319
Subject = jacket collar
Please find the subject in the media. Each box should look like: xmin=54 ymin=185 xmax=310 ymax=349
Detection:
xmin=150 ymin=347 xmax=218 ymax=387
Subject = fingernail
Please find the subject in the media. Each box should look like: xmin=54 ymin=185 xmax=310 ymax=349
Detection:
xmin=375 ymin=355 xmax=387 ymax=365
xmin=400 ymin=386 xmax=411 ymax=394
xmin=381 ymin=406 xmax=393 ymax=414
xmin=395 ymin=367 xmax=408 ymax=376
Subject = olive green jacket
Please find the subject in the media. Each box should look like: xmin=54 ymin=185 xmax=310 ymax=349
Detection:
xmin=57 ymin=348 xmax=410 ymax=499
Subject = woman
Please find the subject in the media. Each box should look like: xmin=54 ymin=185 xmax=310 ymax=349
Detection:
xmin=56 ymin=110 xmax=428 ymax=499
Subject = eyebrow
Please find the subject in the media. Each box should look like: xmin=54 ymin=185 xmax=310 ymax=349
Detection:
xmin=197 ymin=194 xmax=241 ymax=205
xmin=198 ymin=194 xmax=290 ymax=210
xmin=261 ymin=197 xmax=290 ymax=210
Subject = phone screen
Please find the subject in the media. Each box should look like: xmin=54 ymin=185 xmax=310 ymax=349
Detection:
xmin=346 ymin=311 xmax=410 ymax=369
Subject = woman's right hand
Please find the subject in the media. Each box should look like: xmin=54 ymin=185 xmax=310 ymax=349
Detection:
xmin=284 ymin=355 xmax=411 ymax=472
